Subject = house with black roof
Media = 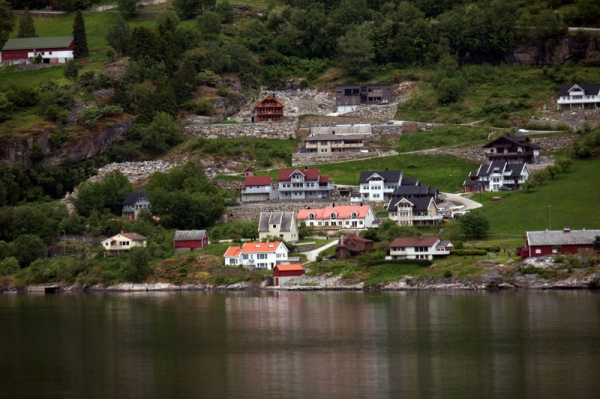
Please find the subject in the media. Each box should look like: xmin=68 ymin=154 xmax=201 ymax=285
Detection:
xmin=358 ymin=170 xmax=419 ymax=201
xmin=386 ymin=196 xmax=442 ymax=226
xmin=464 ymin=162 xmax=530 ymax=193
xmin=483 ymin=135 xmax=541 ymax=164
xmin=122 ymin=192 xmax=151 ymax=220
xmin=557 ymin=83 xmax=600 ymax=110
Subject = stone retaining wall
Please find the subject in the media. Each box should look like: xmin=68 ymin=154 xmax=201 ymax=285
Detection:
xmin=185 ymin=122 xmax=298 ymax=139
xmin=341 ymin=103 xmax=399 ymax=120
xmin=531 ymin=135 xmax=579 ymax=151
xmin=292 ymin=151 xmax=378 ymax=166
xmin=371 ymin=125 xmax=404 ymax=135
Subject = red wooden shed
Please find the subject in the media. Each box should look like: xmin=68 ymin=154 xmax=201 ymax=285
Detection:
xmin=174 ymin=230 xmax=209 ymax=254
xmin=273 ymin=264 xmax=304 ymax=287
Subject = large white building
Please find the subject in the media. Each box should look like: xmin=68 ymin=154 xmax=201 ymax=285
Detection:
xmin=387 ymin=196 xmax=443 ymax=226
xmin=101 ymin=232 xmax=147 ymax=256
xmin=296 ymin=204 xmax=375 ymax=230
xmin=557 ymin=83 xmax=600 ymax=110
xmin=223 ymin=242 xmax=289 ymax=270
xmin=1 ymin=36 xmax=75 ymax=65
xmin=464 ymin=162 xmax=530 ymax=192
xmin=358 ymin=170 xmax=420 ymax=201
xmin=387 ymin=237 xmax=453 ymax=260
xmin=277 ymin=167 xmax=333 ymax=200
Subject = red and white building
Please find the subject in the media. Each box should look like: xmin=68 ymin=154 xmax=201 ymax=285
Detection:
xmin=223 ymin=241 xmax=289 ymax=270
xmin=518 ymin=227 xmax=600 ymax=259
xmin=296 ymin=204 xmax=375 ymax=230
xmin=1 ymin=36 xmax=75 ymax=65
xmin=241 ymin=175 xmax=275 ymax=202
xmin=174 ymin=230 xmax=209 ymax=254
xmin=273 ymin=264 xmax=305 ymax=287
xmin=277 ymin=167 xmax=333 ymax=200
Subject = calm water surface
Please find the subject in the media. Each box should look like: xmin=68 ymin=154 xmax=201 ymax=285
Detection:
xmin=1 ymin=290 xmax=599 ymax=398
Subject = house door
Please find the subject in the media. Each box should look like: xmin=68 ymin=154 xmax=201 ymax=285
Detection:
xmin=275 ymin=277 xmax=279 ymax=286
xmin=352 ymin=221 xmax=357 ymax=227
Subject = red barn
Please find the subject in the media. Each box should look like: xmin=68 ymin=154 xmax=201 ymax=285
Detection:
xmin=174 ymin=230 xmax=209 ymax=254
xmin=255 ymin=95 xmax=284 ymax=122
xmin=518 ymin=227 xmax=600 ymax=259
xmin=273 ymin=264 xmax=304 ymax=287
xmin=1 ymin=36 xmax=75 ymax=65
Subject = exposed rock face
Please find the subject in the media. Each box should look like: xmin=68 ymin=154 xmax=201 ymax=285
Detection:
xmin=506 ymin=33 xmax=600 ymax=65
xmin=86 ymin=160 xmax=175 ymax=184
xmin=211 ymin=92 xmax=247 ymax=121
xmin=341 ymin=103 xmax=399 ymax=120
xmin=0 ymin=116 xmax=133 ymax=168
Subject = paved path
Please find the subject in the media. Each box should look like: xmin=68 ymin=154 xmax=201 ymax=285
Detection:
xmin=442 ymin=192 xmax=483 ymax=210
xmin=298 ymin=239 xmax=338 ymax=263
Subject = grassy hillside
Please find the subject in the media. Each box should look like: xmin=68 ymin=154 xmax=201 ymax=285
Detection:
xmin=480 ymin=158 xmax=600 ymax=235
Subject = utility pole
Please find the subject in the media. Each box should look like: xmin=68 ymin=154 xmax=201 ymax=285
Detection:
xmin=548 ymin=205 xmax=551 ymax=230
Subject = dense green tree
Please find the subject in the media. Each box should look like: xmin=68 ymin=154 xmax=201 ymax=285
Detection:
xmin=458 ymin=211 xmax=490 ymax=240
xmin=215 ymin=0 xmax=234 ymax=23
xmin=0 ymin=0 xmax=15 ymax=50
xmin=17 ymin=8 xmax=37 ymax=38
xmin=197 ymin=11 xmax=222 ymax=39
xmin=11 ymin=234 xmax=47 ymax=267
xmin=175 ymin=25 xmax=203 ymax=52
xmin=147 ymin=162 xmax=225 ymax=230
xmin=118 ymin=0 xmax=137 ymax=18
xmin=437 ymin=78 xmax=464 ymax=104
xmin=172 ymin=58 xmax=198 ymax=103
xmin=173 ymin=0 xmax=202 ymax=19
xmin=337 ymin=30 xmax=375 ymax=75
xmin=157 ymin=10 xmax=180 ymax=36
xmin=63 ymin=59 xmax=79 ymax=82
xmin=121 ymin=247 xmax=149 ymax=282
xmin=578 ymin=0 xmax=600 ymax=25
xmin=374 ymin=219 xmax=420 ymax=242
xmin=141 ymin=112 xmax=184 ymax=154
xmin=0 ymin=256 xmax=19 ymax=276
xmin=130 ymin=26 xmax=159 ymax=63
xmin=72 ymin=10 xmax=89 ymax=58
xmin=0 ymin=92 xmax=12 ymax=122
xmin=105 ymin=15 xmax=132 ymax=56
xmin=74 ymin=170 xmax=134 ymax=217
xmin=237 ymin=18 xmax=270 ymax=51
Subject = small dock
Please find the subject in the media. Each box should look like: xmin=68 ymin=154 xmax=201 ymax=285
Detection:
xmin=27 ymin=285 xmax=60 ymax=294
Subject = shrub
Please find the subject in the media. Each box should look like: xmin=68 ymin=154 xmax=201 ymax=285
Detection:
xmin=197 ymin=70 xmax=220 ymax=87
xmin=49 ymin=129 xmax=71 ymax=150
xmin=78 ymin=105 xmax=123 ymax=128
xmin=192 ymin=99 xmax=212 ymax=115
xmin=450 ymin=249 xmax=488 ymax=256
xmin=78 ymin=70 xmax=95 ymax=86
xmin=443 ymin=270 xmax=453 ymax=278
xmin=0 ymin=257 xmax=19 ymax=276
xmin=43 ymin=104 xmax=69 ymax=124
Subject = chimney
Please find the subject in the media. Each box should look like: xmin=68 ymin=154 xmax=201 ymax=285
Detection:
xmin=563 ymin=226 xmax=570 ymax=233
xmin=304 ymin=166 xmax=308 ymax=171
xmin=360 ymin=202 xmax=363 ymax=207
xmin=332 ymin=203 xmax=335 ymax=208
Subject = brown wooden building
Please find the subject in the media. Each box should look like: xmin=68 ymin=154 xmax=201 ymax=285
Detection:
xmin=335 ymin=233 xmax=374 ymax=259
xmin=255 ymin=95 xmax=284 ymax=122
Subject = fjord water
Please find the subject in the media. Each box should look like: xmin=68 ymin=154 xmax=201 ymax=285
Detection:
xmin=1 ymin=291 xmax=599 ymax=398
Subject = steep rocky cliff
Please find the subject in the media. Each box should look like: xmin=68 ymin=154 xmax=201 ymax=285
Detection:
xmin=0 ymin=115 xmax=133 ymax=168
xmin=506 ymin=32 xmax=600 ymax=65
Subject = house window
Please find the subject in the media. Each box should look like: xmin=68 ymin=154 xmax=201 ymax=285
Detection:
xmin=257 ymin=254 xmax=267 ymax=259
xmin=535 ymin=249 xmax=541 ymax=254
xmin=243 ymin=254 xmax=249 ymax=260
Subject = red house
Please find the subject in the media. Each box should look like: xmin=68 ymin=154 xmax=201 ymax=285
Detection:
xmin=255 ymin=95 xmax=284 ymax=122
xmin=1 ymin=36 xmax=75 ymax=65
xmin=273 ymin=264 xmax=304 ymax=287
xmin=518 ymin=227 xmax=600 ymax=259
xmin=336 ymin=233 xmax=374 ymax=259
xmin=174 ymin=230 xmax=209 ymax=254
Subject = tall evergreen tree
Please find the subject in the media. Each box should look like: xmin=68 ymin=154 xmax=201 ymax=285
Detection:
xmin=0 ymin=0 xmax=16 ymax=49
xmin=72 ymin=10 xmax=89 ymax=58
xmin=17 ymin=8 xmax=37 ymax=38
xmin=105 ymin=15 xmax=132 ymax=56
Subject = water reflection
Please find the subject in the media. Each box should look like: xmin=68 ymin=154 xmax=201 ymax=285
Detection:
xmin=0 ymin=291 xmax=599 ymax=398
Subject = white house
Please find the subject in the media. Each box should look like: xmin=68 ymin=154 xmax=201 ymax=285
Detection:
xmin=557 ymin=83 xmax=600 ymax=110
xmin=296 ymin=204 xmax=375 ymax=230
xmin=241 ymin=176 xmax=275 ymax=202
xmin=258 ymin=212 xmax=299 ymax=243
xmin=101 ymin=232 xmax=147 ymax=256
xmin=223 ymin=241 xmax=289 ymax=270
xmin=277 ymin=167 xmax=333 ymax=200
xmin=387 ymin=196 xmax=443 ymax=226
xmin=387 ymin=237 xmax=453 ymax=260
xmin=464 ymin=162 xmax=530 ymax=192
xmin=358 ymin=170 xmax=419 ymax=201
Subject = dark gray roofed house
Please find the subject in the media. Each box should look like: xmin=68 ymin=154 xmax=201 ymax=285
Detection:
xmin=258 ymin=212 xmax=299 ymax=243
xmin=387 ymin=196 xmax=442 ymax=226
xmin=483 ymin=134 xmax=541 ymax=164
xmin=464 ymin=162 xmax=530 ymax=193
xmin=557 ymin=83 xmax=600 ymax=110
xmin=392 ymin=185 xmax=438 ymax=201
xmin=122 ymin=192 xmax=150 ymax=221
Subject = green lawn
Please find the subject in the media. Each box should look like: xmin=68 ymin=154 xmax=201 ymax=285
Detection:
xmin=480 ymin=158 xmax=600 ymax=235
xmin=395 ymin=125 xmax=502 ymax=153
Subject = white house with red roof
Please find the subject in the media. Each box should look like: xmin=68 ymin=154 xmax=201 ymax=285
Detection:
xmin=101 ymin=232 xmax=147 ymax=256
xmin=273 ymin=264 xmax=305 ymax=287
xmin=241 ymin=175 xmax=276 ymax=202
xmin=387 ymin=237 xmax=453 ymax=260
xmin=223 ymin=241 xmax=289 ymax=270
xmin=277 ymin=167 xmax=333 ymax=200
xmin=296 ymin=204 xmax=375 ymax=230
